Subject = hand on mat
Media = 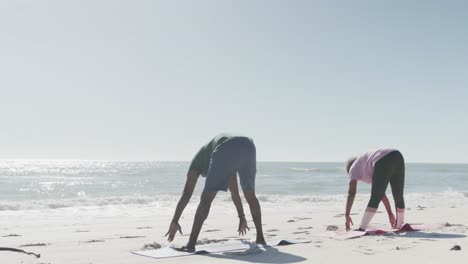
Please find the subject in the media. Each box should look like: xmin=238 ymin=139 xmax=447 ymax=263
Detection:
xmin=345 ymin=215 xmax=354 ymax=231
xmin=388 ymin=212 xmax=396 ymax=228
xmin=238 ymin=218 xmax=250 ymax=236
xmin=165 ymin=222 xmax=182 ymax=242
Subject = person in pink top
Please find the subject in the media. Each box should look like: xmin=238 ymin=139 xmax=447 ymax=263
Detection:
xmin=344 ymin=149 xmax=406 ymax=231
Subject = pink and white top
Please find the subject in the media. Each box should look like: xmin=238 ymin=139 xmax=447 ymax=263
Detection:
xmin=348 ymin=148 xmax=398 ymax=184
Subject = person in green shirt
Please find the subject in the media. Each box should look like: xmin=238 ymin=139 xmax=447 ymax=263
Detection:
xmin=165 ymin=134 xmax=266 ymax=252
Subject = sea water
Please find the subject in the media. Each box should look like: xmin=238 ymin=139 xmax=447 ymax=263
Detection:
xmin=1 ymin=160 xmax=467 ymax=211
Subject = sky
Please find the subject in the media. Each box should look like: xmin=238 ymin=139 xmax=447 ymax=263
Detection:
xmin=0 ymin=1 xmax=467 ymax=163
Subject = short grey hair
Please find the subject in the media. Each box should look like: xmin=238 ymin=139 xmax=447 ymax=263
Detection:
xmin=345 ymin=157 xmax=357 ymax=173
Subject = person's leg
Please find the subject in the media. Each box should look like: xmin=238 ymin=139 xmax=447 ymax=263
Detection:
xmin=183 ymin=143 xmax=232 ymax=252
xmin=243 ymin=190 xmax=265 ymax=244
xmin=238 ymin=139 xmax=265 ymax=244
xmin=390 ymin=151 xmax=405 ymax=228
xmin=185 ymin=191 xmax=217 ymax=251
xmin=361 ymin=153 xmax=395 ymax=230
xmin=368 ymin=163 xmax=392 ymax=209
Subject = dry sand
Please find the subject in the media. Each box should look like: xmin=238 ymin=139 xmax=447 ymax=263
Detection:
xmin=1 ymin=195 xmax=466 ymax=264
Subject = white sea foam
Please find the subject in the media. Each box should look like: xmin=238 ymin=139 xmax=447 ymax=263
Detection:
xmin=0 ymin=195 xmax=177 ymax=211
xmin=290 ymin=168 xmax=319 ymax=172
xmin=1 ymin=160 xmax=467 ymax=212
xmin=1 ymin=191 xmax=466 ymax=212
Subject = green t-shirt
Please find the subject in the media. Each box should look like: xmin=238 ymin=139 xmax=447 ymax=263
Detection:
xmin=189 ymin=134 xmax=238 ymax=176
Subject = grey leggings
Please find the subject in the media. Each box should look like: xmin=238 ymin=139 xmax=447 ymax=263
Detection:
xmin=368 ymin=151 xmax=405 ymax=209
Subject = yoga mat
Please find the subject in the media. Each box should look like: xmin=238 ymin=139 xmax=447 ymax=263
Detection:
xmin=331 ymin=223 xmax=440 ymax=240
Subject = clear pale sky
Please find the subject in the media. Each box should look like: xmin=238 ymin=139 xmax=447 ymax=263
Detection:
xmin=0 ymin=1 xmax=467 ymax=163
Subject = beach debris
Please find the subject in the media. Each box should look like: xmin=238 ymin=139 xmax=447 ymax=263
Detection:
xmin=326 ymin=225 xmax=339 ymax=231
xmin=444 ymin=222 xmax=464 ymax=227
xmin=450 ymin=245 xmax=461 ymax=251
xmin=141 ymin=242 xmax=161 ymax=250
xmin=0 ymin=247 xmax=40 ymax=258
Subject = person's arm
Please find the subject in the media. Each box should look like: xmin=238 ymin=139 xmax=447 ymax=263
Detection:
xmin=165 ymin=170 xmax=199 ymax=242
xmin=382 ymin=194 xmax=396 ymax=227
xmin=228 ymin=175 xmax=249 ymax=235
xmin=345 ymin=180 xmax=357 ymax=231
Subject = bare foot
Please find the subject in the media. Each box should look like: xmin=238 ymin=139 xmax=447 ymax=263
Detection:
xmin=256 ymin=239 xmax=267 ymax=245
xmin=174 ymin=245 xmax=195 ymax=253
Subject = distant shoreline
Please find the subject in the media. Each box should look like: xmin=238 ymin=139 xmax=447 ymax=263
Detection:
xmin=1 ymin=159 xmax=467 ymax=165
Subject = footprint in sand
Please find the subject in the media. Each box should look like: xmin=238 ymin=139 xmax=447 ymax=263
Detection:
xmin=292 ymin=231 xmax=310 ymax=235
xmin=266 ymin=229 xmax=279 ymax=232
xmin=20 ymin=243 xmax=49 ymax=247
xmin=294 ymin=217 xmax=312 ymax=221
xmin=267 ymin=234 xmax=278 ymax=237
xmin=75 ymin=230 xmax=90 ymax=233
xmin=334 ymin=213 xmax=357 ymax=218
xmin=204 ymin=229 xmax=221 ymax=233
xmin=84 ymin=240 xmax=105 ymax=243
xmin=353 ymin=249 xmax=374 ymax=255
xmin=395 ymin=246 xmax=412 ymax=251
xmin=136 ymin=227 xmax=153 ymax=230
xmin=120 ymin=236 xmax=146 ymax=239
xmin=196 ymin=238 xmax=229 ymax=245
xmin=298 ymin=226 xmax=313 ymax=230
xmin=2 ymin=234 xmax=21 ymax=237
xmin=287 ymin=219 xmax=296 ymax=223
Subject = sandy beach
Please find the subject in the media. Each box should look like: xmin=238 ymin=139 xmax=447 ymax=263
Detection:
xmin=1 ymin=193 xmax=466 ymax=264
xmin=3 ymin=1 xmax=468 ymax=263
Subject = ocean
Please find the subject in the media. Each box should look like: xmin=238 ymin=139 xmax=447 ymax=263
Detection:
xmin=1 ymin=160 xmax=467 ymax=211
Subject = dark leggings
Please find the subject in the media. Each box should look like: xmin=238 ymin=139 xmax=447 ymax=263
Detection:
xmin=368 ymin=151 xmax=405 ymax=209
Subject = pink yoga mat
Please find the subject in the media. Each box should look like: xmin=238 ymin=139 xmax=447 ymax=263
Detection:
xmin=331 ymin=223 xmax=440 ymax=240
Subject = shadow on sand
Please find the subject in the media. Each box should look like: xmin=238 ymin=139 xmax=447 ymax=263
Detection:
xmin=201 ymin=245 xmax=306 ymax=264
xmin=396 ymin=232 xmax=466 ymax=239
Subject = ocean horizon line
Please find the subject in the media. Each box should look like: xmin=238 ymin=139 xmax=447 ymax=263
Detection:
xmin=0 ymin=158 xmax=467 ymax=165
